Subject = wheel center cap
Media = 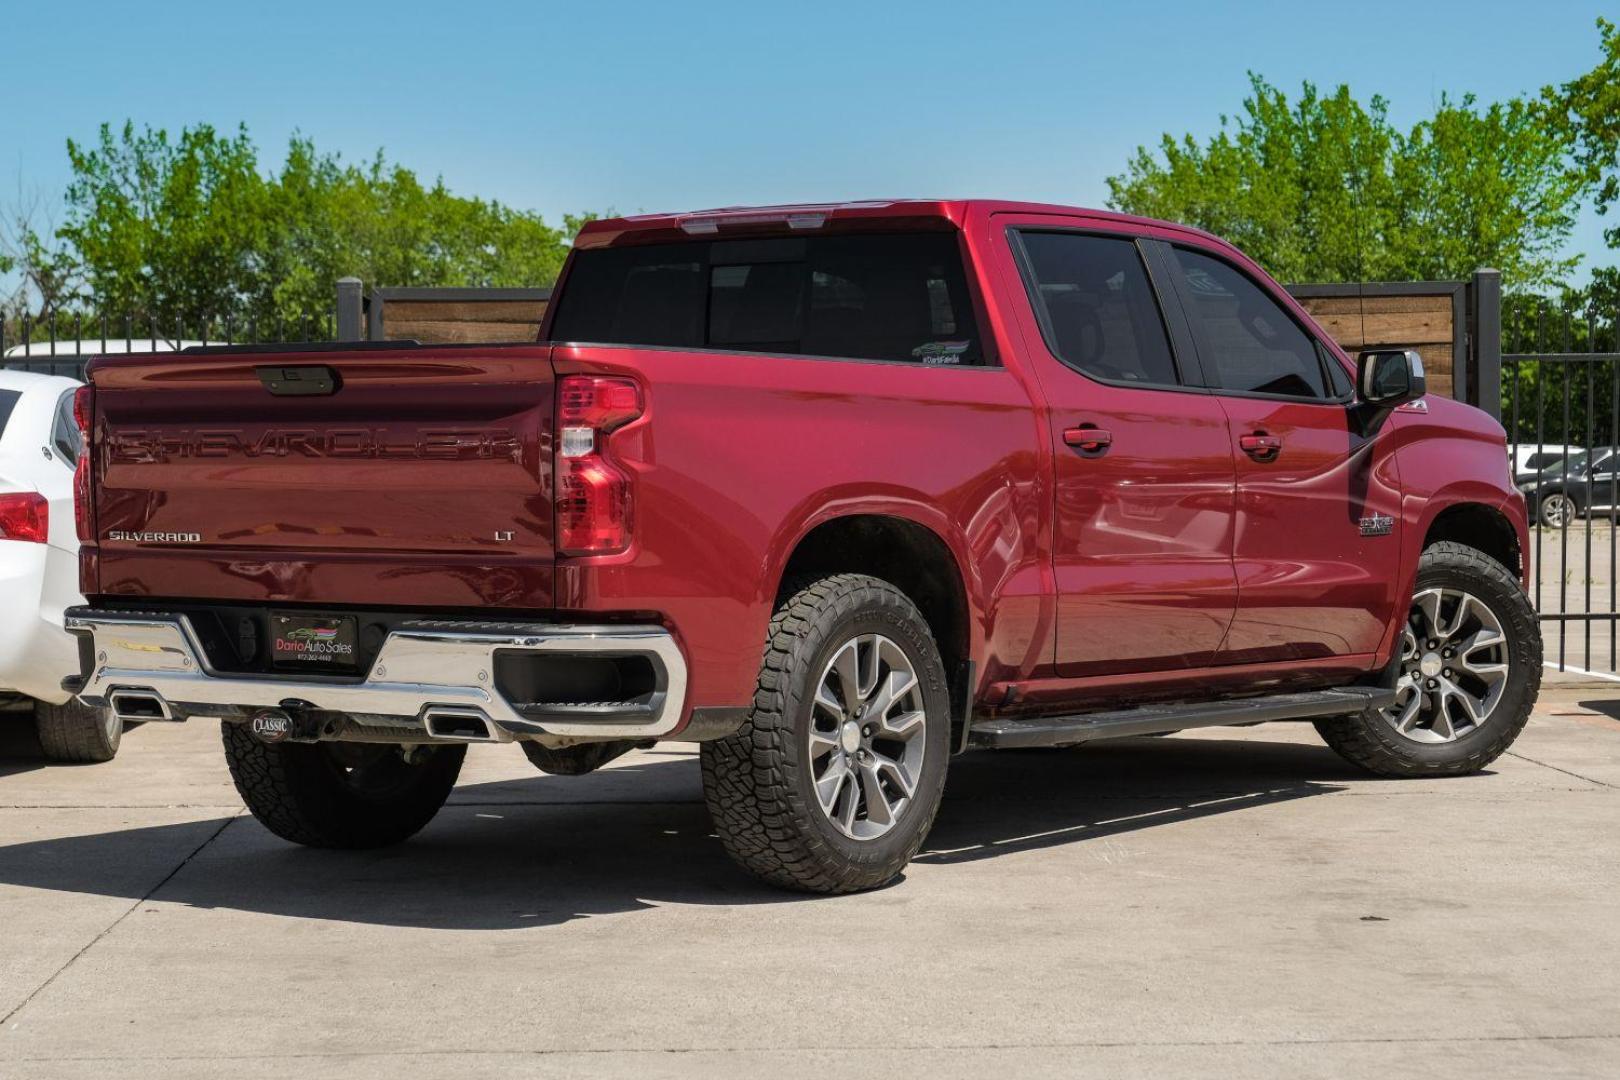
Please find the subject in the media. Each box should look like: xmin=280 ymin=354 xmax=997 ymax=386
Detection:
xmin=840 ymin=720 xmax=862 ymax=754
xmin=1419 ymin=652 xmax=1444 ymax=678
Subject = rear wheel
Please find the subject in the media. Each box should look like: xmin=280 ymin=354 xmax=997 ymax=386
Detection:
xmin=35 ymin=698 xmax=122 ymax=763
xmin=1315 ymin=542 xmax=1541 ymax=777
xmin=702 ymin=574 xmax=951 ymax=894
xmin=222 ymin=724 xmax=464 ymax=848
xmin=1537 ymin=492 xmax=1575 ymax=528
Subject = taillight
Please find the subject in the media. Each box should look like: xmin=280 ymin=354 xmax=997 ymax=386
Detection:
xmin=0 ymin=492 xmax=48 ymax=544
xmin=72 ymin=385 xmax=94 ymax=544
xmin=556 ymin=375 xmax=642 ymax=555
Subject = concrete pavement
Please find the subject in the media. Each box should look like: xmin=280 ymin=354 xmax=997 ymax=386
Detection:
xmin=2 ymin=681 xmax=1617 ymax=1079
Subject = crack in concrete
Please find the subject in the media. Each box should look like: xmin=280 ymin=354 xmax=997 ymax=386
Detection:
xmin=1504 ymin=750 xmax=1616 ymax=788
xmin=0 ymin=812 xmax=240 ymax=1031
xmin=6 ymin=1031 xmax=1618 ymax=1063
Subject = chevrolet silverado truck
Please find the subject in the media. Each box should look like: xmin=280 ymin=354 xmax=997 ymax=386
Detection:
xmin=64 ymin=200 xmax=1541 ymax=893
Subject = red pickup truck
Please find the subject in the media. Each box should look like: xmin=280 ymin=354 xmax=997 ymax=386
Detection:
xmin=65 ymin=200 xmax=1540 ymax=893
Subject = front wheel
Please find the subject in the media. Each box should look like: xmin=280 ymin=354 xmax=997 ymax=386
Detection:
xmin=222 ymin=724 xmax=464 ymax=848
xmin=1315 ymin=541 xmax=1541 ymax=777
xmin=701 ymin=574 xmax=951 ymax=894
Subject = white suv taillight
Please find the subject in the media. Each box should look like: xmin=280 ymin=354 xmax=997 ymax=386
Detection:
xmin=0 ymin=492 xmax=48 ymax=544
xmin=555 ymin=375 xmax=642 ymax=555
xmin=72 ymin=385 xmax=94 ymax=544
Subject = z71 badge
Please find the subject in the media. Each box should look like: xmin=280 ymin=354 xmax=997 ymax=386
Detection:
xmin=1358 ymin=514 xmax=1395 ymax=537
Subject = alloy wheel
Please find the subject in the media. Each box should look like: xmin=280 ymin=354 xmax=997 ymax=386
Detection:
xmin=1381 ymin=587 xmax=1510 ymax=744
xmin=1539 ymin=493 xmax=1574 ymax=528
xmin=807 ymin=633 xmax=927 ymax=840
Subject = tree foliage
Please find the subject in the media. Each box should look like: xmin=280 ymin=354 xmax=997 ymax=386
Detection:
xmin=1550 ymin=17 xmax=1620 ymax=249
xmin=36 ymin=121 xmax=583 ymax=323
xmin=1106 ymin=75 xmax=1585 ymax=289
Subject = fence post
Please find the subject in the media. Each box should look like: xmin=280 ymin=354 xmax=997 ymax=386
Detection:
xmin=335 ymin=277 xmax=364 ymax=342
xmin=1470 ymin=268 xmax=1502 ymax=420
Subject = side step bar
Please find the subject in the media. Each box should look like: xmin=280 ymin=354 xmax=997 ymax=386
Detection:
xmin=967 ymin=687 xmax=1395 ymax=750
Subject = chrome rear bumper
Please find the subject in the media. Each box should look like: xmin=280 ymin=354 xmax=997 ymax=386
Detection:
xmin=64 ymin=608 xmax=687 ymax=740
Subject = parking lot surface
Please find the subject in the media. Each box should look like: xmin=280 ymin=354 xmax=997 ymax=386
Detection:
xmin=3 ymin=683 xmax=1618 ymax=1080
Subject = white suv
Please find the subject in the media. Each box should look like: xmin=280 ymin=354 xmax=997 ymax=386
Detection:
xmin=0 ymin=369 xmax=121 ymax=760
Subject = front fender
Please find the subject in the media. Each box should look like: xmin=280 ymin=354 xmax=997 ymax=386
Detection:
xmin=1378 ymin=398 xmax=1526 ymax=662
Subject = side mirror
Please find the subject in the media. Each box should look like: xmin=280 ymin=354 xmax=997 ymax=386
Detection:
xmin=1357 ymin=348 xmax=1426 ymax=407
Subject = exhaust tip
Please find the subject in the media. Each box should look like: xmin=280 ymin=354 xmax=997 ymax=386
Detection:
xmin=423 ymin=708 xmax=497 ymax=742
xmin=109 ymin=691 xmax=171 ymax=722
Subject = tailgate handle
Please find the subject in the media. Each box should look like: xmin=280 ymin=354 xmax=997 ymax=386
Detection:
xmin=256 ymin=366 xmax=340 ymax=396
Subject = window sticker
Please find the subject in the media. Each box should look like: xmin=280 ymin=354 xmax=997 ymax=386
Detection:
xmin=912 ymin=340 xmax=973 ymax=364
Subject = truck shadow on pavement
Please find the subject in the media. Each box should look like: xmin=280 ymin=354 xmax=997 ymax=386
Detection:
xmin=0 ymin=736 xmax=1361 ymax=930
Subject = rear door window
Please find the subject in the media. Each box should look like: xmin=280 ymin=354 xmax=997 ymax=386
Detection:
xmin=1170 ymin=246 xmax=1333 ymax=400
xmin=1013 ymin=231 xmax=1180 ymax=386
xmin=549 ymin=233 xmax=982 ymax=364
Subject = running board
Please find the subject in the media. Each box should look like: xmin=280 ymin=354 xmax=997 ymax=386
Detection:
xmin=967 ymin=687 xmax=1395 ymax=750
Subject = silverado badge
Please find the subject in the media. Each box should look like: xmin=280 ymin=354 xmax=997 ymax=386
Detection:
xmin=1358 ymin=514 xmax=1395 ymax=537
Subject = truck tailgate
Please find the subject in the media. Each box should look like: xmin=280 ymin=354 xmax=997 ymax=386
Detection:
xmin=86 ymin=345 xmax=556 ymax=609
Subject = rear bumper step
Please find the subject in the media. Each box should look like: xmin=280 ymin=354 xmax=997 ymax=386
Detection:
xmin=64 ymin=607 xmax=687 ymax=740
xmin=968 ymin=687 xmax=1395 ymax=750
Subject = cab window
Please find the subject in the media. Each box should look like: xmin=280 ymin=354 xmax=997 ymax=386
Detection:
xmin=1014 ymin=231 xmax=1180 ymax=386
xmin=1171 ymin=247 xmax=1332 ymax=400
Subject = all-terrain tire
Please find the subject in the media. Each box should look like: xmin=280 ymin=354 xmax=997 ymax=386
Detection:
xmin=1315 ymin=541 xmax=1541 ymax=777
xmin=222 ymin=723 xmax=465 ymax=848
xmin=35 ymin=698 xmax=122 ymax=763
xmin=701 ymin=574 xmax=951 ymax=894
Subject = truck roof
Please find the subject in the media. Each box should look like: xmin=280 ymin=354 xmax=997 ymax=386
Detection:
xmin=573 ymin=199 xmax=1222 ymax=248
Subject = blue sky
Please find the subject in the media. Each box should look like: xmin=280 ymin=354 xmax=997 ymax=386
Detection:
xmin=7 ymin=0 xmax=1616 ymax=280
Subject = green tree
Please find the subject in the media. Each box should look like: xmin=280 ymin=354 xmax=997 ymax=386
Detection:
xmin=1550 ymin=17 xmax=1620 ymax=249
xmin=52 ymin=121 xmax=582 ymax=325
xmin=1106 ymin=75 xmax=1585 ymax=289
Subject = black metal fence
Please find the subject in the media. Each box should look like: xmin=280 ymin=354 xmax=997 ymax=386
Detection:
xmin=1 ymin=310 xmax=335 ymax=378
xmin=1504 ymin=296 xmax=1620 ymax=675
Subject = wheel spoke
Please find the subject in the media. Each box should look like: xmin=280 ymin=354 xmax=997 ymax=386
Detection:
xmin=1415 ymin=590 xmax=1446 ymax=642
xmin=882 ymin=709 xmax=926 ymax=740
xmin=857 ymin=637 xmax=882 ymax=700
xmin=1436 ymin=593 xmax=1469 ymax=639
xmin=858 ymin=763 xmax=893 ymax=828
xmin=1445 ymin=680 xmax=1484 ymax=725
xmin=808 ymin=727 xmax=841 ymax=760
xmin=837 ymin=772 xmax=861 ymax=832
xmin=1428 ymin=691 xmax=1456 ymax=740
xmin=863 ymin=670 xmax=916 ymax=726
xmin=815 ymin=757 xmax=849 ymax=810
xmin=875 ymin=755 xmax=916 ymax=801
xmin=1387 ymin=684 xmax=1422 ymax=733
xmin=832 ymin=642 xmax=863 ymax=714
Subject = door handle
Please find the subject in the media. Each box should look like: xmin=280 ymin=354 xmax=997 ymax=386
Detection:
xmin=1239 ymin=432 xmax=1282 ymax=461
xmin=1063 ymin=426 xmax=1113 ymax=455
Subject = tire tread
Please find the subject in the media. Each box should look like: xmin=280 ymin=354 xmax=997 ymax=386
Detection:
xmin=35 ymin=699 xmax=121 ymax=763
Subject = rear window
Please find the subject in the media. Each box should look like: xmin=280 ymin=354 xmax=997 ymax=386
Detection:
xmin=0 ymin=390 xmax=19 ymax=439
xmin=52 ymin=388 xmax=81 ymax=466
xmin=549 ymin=233 xmax=983 ymax=364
